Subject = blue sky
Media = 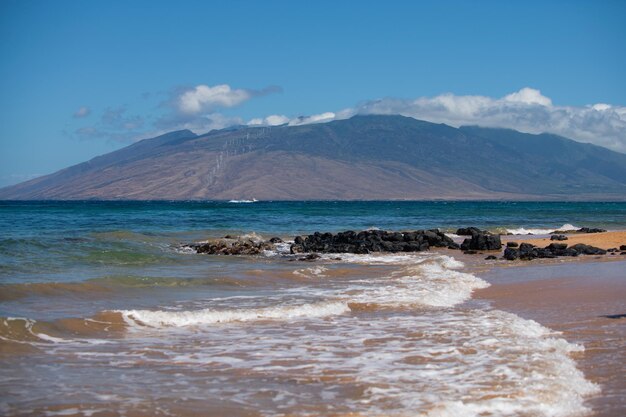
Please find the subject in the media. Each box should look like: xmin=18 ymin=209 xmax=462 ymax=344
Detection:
xmin=1 ymin=0 xmax=625 ymax=187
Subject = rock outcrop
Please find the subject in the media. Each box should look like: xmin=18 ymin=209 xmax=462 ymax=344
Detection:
xmin=290 ymin=229 xmax=459 ymax=254
xmin=458 ymin=228 xmax=502 ymax=251
xmin=503 ymin=242 xmax=606 ymax=260
xmin=551 ymin=227 xmax=607 ymax=234
xmin=186 ymin=236 xmax=275 ymax=255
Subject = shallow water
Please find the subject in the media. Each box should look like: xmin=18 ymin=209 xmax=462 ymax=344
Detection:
xmin=1 ymin=201 xmax=624 ymax=416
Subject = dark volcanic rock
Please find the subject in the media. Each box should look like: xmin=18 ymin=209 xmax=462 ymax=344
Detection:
xmin=551 ymin=227 xmax=607 ymax=234
xmin=188 ymin=237 xmax=274 ymax=255
xmin=569 ymin=243 xmax=606 ymax=255
xmin=456 ymin=227 xmax=485 ymax=236
xmin=269 ymin=237 xmax=284 ymax=243
xmin=620 ymin=245 xmax=626 ymax=251
xmin=502 ymin=241 xmax=606 ymax=261
xmin=485 ymin=255 xmax=497 ymax=260
xmin=460 ymin=230 xmax=502 ymax=251
xmin=578 ymin=227 xmax=607 ymax=234
xmin=503 ymin=247 xmax=519 ymax=260
xmin=550 ymin=235 xmax=568 ymax=241
xmin=506 ymin=241 xmax=519 ymax=248
xmin=289 ymin=229 xmax=458 ymax=254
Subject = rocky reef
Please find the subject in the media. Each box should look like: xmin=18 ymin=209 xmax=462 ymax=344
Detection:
xmin=503 ymin=242 xmax=607 ymax=260
xmin=184 ymin=227 xmax=618 ymax=262
xmin=289 ymin=229 xmax=460 ymax=254
xmin=186 ymin=235 xmax=279 ymax=255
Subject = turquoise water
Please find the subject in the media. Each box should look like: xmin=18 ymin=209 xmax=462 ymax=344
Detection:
xmin=3 ymin=200 xmax=626 ymax=237
xmin=1 ymin=200 xmax=625 ymax=284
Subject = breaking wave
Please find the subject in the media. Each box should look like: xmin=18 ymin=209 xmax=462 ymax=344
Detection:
xmin=118 ymin=301 xmax=350 ymax=327
xmin=505 ymin=223 xmax=579 ymax=235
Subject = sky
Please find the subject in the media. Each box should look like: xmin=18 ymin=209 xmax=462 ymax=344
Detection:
xmin=1 ymin=0 xmax=625 ymax=187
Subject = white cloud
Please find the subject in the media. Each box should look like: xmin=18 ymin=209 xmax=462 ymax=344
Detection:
xmin=288 ymin=112 xmax=336 ymax=126
xmin=178 ymin=84 xmax=252 ymax=114
xmin=74 ymin=84 xmax=626 ymax=153
xmin=350 ymin=88 xmax=626 ymax=153
xmin=73 ymin=106 xmax=91 ymax=118
xmin=504 ymin=87 xmax=552 ymax=106
xmin=247 ymin=114 xmax=290 ymax=126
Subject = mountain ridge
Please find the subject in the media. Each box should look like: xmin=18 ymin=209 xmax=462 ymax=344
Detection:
xmin=2 ymin=115 xmax=625 ymax=200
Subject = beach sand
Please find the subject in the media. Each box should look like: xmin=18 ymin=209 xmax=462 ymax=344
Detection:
xmin=476 ymin=256 xmax=626 ymax=417
xmin=502 ymin=230 xmax=626 ymax=250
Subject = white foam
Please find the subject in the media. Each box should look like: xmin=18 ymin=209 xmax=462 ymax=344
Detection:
xmin=91 ymin=307 xmax=599 ymax=417
xmin=506 ymin=223 xmax=579 ymax=235
xmin=345 ymin=256 xmax=489 ymax=308
xmin=293 ymin=266 xmax=327 ymax=278
xmin=321 ymin=252 xmax=429 ymax=265
xmin=117 ymin=300 xmax=350 ymax=327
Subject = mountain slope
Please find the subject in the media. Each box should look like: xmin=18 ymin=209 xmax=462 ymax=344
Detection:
xmin=1 ymin=115 xmax=625 ymax=200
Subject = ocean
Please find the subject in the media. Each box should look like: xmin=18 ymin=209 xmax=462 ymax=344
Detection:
xmin=1 ymin=201 xmax=625 ymax=416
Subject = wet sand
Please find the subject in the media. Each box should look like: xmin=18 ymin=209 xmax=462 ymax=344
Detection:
xmin=476 ymin=259 xmax=626 ymax=417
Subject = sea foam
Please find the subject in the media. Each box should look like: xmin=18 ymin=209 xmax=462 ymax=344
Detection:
xmin=506 ymin=223 xmax=579 ymax=235
xmin=117 ymin=300 xmax=350 ymax=327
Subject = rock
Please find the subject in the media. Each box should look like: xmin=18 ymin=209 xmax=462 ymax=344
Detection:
xmin=503 ymin=247 xmax=519 ymax=260
xmin=188 ymin=237 xmax=274 ymax=255
xmin=501 ymin=240 xmax=608 ymax=261
xmin=299 ymin=253 xmax=320 ymax=261
xmin=463 ymin=250 xmax=478 ymax=255
xmin=518 ymin=243 xmax=537 ymax=260
xmin=551 ymin=227 xmax=607 ymax=234
xmin=547 ymin=243 xmax=568 ymax=251
xmin=485 ymin=255 xmax=497 ymax=260
xmin=460 ymin=231 xmax=502 ymax=251
xmin=569 ymin=243 xmax=606 ymax=255
xmin=289 ymin=228 xmax=458 ymax=254
xmin=607 ymin=248 xmax=617 ymax=252
xmin=550 ymin=235 xmax=568 ymax=241
xmin=621 ymin=252 xmax=626 ymax=255
xmin=506 ymin=241 xmax=519 ymax=247
xmin=269 ymin=237 xmax=284 ymax=243
xmin=620 ymin=245 xmax=626 ymax=251
xmin=577 ymin=227 xmax=607 ymax=234
xmin=456 ymin=227 xmax=484 ymax=236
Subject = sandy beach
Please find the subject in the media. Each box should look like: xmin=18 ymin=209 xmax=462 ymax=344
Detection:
xmin=502 ymin=230 xmax=626 ymax=251
xmin=475 ymin=231 xmax=626 ymax=416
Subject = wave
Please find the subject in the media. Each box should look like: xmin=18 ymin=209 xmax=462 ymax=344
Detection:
xmin=335 ymin=255 xmax=489 ymax=308
xmin=0 ymin=275 xmax=246 ymax=302
xmin=505 ymin=223 xmax=579 ymax=235
xmin=115 ymin=254 xmax=488 ymax=329
xmin=117 ymin=300 xmax=350 ymax=327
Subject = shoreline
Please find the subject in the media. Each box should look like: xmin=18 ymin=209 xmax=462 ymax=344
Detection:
xmin=502 ymin=230 xmax=626 ymax=251
xmin=471 ymin=246 xmax=626 ymax=416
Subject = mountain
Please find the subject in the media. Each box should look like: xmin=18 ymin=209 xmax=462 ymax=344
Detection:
xmin=1 ymin=115 xmax=625 ymax=200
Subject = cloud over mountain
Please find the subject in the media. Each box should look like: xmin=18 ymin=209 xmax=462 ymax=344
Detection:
xmin=350 ymin=88 xmax=626 ymax=152
xmin=70 ymin=85 xmax=626 ymax=153
xmin=236 ymin=88 xmax=625 ymax=153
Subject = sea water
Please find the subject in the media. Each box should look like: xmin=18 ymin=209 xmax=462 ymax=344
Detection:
xmin=1 ymin=201 xmax=624 ymax=416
